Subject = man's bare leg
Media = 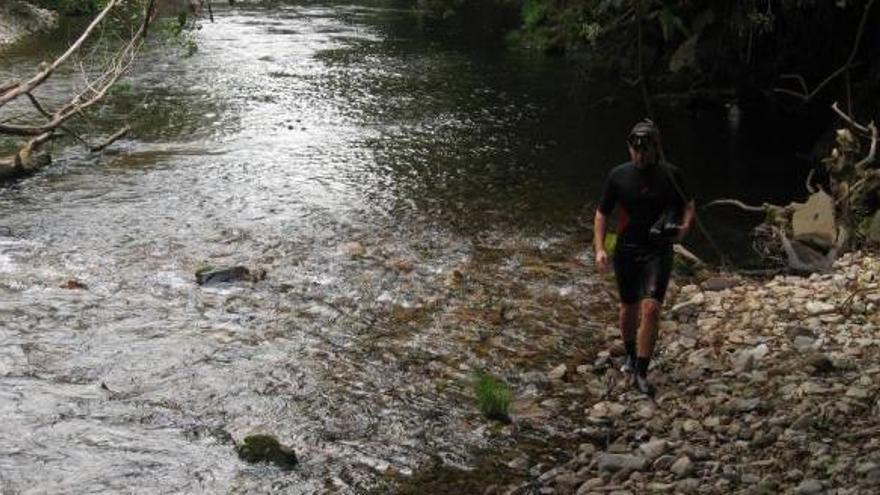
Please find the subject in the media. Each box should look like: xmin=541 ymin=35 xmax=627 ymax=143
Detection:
xmin=635 ymin=298 xmax=661 ymax=394
xmin=619 ymin=303 xmax=639 ymax=372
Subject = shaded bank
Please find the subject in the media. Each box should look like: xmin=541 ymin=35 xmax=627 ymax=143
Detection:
xmin=0 ymin=1 xmax=57 ymax=47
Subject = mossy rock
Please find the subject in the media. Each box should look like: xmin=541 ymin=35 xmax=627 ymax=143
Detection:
xmin=236 ymin=434 xmax=298 ymax=470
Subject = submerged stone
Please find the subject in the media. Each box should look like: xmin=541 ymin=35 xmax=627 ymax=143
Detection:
xmin=195 ymin=265 xmax=266 ymax=285
xmin=236 ymin=434 xmax=298 ymax=470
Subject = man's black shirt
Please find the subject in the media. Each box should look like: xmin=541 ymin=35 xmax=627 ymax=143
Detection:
xmin=598 ymin=160 xmax=690 ymax=247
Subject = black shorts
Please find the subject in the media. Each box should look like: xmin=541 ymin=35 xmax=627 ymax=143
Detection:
xmin=613 ymin=243 xmax=673 ymax=304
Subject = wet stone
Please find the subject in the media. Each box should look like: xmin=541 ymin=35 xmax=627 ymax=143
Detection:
xmin=196 ymin=265 xmax=266 ymax=285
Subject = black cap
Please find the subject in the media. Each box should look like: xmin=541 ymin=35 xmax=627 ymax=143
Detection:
xmin=629 ymin=118 xmax=659 ymax=139
xmin=627 ymin=119 xmax=660 ymax=150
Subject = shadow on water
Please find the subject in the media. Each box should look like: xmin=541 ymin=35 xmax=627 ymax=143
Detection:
xmin=0 ymin=1 xmax=820 ymax=494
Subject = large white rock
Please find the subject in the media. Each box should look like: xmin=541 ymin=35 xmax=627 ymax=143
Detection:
xmin=792 ymin=190 xmax=836 ymax=249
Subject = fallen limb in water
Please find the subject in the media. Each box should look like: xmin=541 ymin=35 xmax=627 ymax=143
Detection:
xmin=0 ymin=0 xmax=157 ymax=180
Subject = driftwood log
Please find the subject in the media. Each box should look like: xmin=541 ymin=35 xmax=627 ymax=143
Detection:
xmin=708 ymin=104 xmax=879 ymax=273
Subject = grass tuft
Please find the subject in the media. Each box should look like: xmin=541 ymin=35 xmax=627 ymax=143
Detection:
xmin=474 ymin=372 xmax=513 ymax=423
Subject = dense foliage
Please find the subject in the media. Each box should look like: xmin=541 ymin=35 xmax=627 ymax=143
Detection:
xmin=418 ymin=0 xmax=879 ymax=108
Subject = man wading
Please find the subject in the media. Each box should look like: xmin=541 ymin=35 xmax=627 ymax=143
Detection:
xmin=593 ymin=119 xmax=695 ymax=395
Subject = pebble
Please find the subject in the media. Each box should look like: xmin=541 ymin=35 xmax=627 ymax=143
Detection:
xmin=547 ymin=364 xmax=567 ymax=380
xmin=524 ymin=253 xmax=880 ymax=493
xmin=638 ymin=439 xmax=668 ymax=460
xmin=670 ymin=456 xmax=693 ymax=477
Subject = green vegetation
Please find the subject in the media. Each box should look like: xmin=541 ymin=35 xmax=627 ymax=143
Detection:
xmin=418 ymin=0 xmax=879 ymax=107
xmin=474 ymin=372 xmax=513 ymax=423
xmin=194 ymin=263 xmax=216 ymax=278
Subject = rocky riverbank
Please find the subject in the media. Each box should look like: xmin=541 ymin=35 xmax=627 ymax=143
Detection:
xmin=488 ymin=250 xmax=880 ymax=495
xmin=0 ymin=1 xmax=57 ymax=48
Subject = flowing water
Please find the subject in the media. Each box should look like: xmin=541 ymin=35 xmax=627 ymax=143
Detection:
xmin=0 ymin=2 xmax=808 ymax=493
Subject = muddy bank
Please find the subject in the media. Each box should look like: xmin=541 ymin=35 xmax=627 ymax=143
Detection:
xmin=0 ymin=2 xmax=57 ymax=48
xmin=405 ymin=250 xmax=880 ymax=494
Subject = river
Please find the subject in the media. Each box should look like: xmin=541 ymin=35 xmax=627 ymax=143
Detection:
xmin=0 ymin=2 xmax=808 ymax=493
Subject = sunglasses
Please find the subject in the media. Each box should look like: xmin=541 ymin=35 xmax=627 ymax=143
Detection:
xmin=627 ymin=134 xmax=655 ymax=151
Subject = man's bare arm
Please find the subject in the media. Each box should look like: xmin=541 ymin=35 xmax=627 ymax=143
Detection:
xmin=594 ymin=210 xmax=609 ymax=273
xmin=678 ymin=200 xmax=696 ymax=240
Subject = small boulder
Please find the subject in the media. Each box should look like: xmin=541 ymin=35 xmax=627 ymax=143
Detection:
xmin=792 ymin=190 xmax=836 ymax=249
xmin=236 ymin=434 xmax=297 ymax=470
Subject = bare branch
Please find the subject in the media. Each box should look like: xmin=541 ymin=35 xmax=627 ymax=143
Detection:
xmin=779 ymin=74 xmax=808 ymax=95
xmin=847 ymin=170 xmax=880 ymax=200
xmin=805 ymin=168 xmax=816 ymax=194
xmin=1 ymin=1 xmax=158 ymax=139
xmin=831 ymin=102 xmax=871 ymax=135
xmin=1 ymin=0 xmax=158 ymax=180
xmin=0 ymin=0 xmax=122 ymax=109
xmin=673 ymin=244 xmax=705 ymax=267
xmin=0 ymin=81 xmax=20 ymax=97
xmin=853 ymin=123 xmax=878 ymax=171
xmin=24 ymin=92 xmax=52 ymax=117
xmin=772 ymin=0 xmax=875 ymax=102
xmin=705 ymin=199 xmax=767 ymax=213
xmin=90 ymin=125 xmax=131 ymax=152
